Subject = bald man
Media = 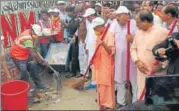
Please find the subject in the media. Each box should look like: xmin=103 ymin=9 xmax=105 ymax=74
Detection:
xmin=131 ymin=10 xmax=168 ymax=100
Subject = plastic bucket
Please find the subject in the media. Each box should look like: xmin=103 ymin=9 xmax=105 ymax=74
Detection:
xmin=1 ymin=80 xmax=30 ymax=110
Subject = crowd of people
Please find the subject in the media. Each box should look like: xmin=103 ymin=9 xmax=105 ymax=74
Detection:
xmin=1 ymin=0 xmax=179 ymax=110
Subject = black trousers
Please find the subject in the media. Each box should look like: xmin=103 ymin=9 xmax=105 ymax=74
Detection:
xmin=69 ymin=37 xmax=80 ymax=76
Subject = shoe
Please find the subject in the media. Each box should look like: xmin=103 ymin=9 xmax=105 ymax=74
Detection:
xmin=36 ymin=85 xmax=48 ymax=91
xmin=85 ymin=83 xmax=96 ymax=90
xmin=75 ymin=74 xmax=83 ymax=78
xmin=115 ymin=104 xmax=124 ymax=110
xmin=95 ymin=99 xmax=97 ymax=103
xmin=65 ymin=74 xmax=76 ymax=78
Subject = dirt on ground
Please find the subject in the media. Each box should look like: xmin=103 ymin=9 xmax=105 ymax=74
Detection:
xmin=29 ymin=72 xmax=99 ymax=110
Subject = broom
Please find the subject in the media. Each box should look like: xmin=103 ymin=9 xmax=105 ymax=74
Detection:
xmin=124 ymin=20 xmax=133 ymax=105
xmin=139 ymin=19 xmax=178 ymax=100
xmin=71 ymin=23 xmax=111 ymax=90
xmin=37 ymin=52 xmax=62 ymax=94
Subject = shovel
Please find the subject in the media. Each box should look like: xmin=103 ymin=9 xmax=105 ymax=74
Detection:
xmin=37 ymin=52 xmax=62 ymax=94
xmin=47 ymin=64 xmax=62 ymax=94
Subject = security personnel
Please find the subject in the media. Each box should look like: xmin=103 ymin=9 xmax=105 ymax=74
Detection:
xmin=10 ymin=24 xmax=47 ymax=90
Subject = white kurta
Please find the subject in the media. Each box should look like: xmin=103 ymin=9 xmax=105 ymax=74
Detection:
xmin=111 ymin=19 xmax=138 ymax=105
xmin=85 ymin=20 xmax=96 ymax=65
xmin=153 ymin=13 xmax=163 ymax=26
xmin=112 ymin=19 xmax=137 ymax=84
xmin=74 ymin=29 xmax=88 ymax=75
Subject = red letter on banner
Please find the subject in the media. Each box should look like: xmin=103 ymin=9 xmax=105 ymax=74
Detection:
xmin=19 ymin=11 xmax=35 ymax=32
xmin=1 ymin=14 xmax=17 ymax=47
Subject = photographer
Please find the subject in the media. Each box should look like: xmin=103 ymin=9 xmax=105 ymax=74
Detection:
xmin=152 ymin=32 xmax=179 ymax=74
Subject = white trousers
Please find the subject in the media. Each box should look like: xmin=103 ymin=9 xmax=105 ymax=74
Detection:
xmin=115 ymin=81 xmax=137 ymax=105
xmin=78 ymin=42 xmax=88 ymax=76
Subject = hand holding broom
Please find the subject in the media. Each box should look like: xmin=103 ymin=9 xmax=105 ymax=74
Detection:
xmin=125 ymin=20 xmax=133 ymax=105
xmin=71 ymin=23 xmax=111 ymax=90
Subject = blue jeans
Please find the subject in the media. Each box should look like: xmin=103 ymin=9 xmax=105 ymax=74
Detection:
xmin=12 ymin=58 xmax=43 ymax=88
xmin=40 ymin=43 xmax=50 ymax=58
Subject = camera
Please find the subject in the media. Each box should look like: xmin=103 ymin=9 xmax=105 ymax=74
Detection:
xmin=165 ymin=38 xmax=178 ymax=56
xmin=155 ymin=33 xmax=179 ymax=62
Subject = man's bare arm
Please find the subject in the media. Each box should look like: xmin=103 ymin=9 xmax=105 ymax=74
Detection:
xmin=29 ymin=48 xmax=46 ymax=64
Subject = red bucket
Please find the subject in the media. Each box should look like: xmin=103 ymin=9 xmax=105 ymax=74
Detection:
xmin=1 ymin=80 xmax=30 ymax=110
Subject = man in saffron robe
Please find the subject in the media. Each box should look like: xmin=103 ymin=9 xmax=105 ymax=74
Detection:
xmin=91 ymin=17 xmax=115 ymax=110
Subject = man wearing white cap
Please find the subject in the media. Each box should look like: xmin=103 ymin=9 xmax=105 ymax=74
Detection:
xmin=48 ymin=8 xmax=54 ymax=18
xmin=51 ymin=8 xmax=63 ymax=42
xmin=38 ymin=10 xmax=52 ymax=58
xmin=112 ymin=6 xmax=137 ymax=108
xmin=91 ymin=17 xmax=115 ymax=110
xmin=0 ymin=35 xmax=12 ymax=81
xmin=105 ymin=9 xmax=116 ymax=25
xmin=83 ymin=8 xmax=97 ymax=89
xmin=10 ymin=24 xmax=47 ymax=90
xmin=57 ymin=1 xmax=66 ymax=22
xmin=95 ymin=3 xmax=102 ymax=16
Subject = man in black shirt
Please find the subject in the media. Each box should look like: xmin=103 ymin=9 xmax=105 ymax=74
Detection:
xmin=64 ymin=5 xmax=83 ymax=78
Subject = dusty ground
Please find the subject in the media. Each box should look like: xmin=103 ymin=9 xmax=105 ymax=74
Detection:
xmin=29 ymin=72 xmax=99 ymax=110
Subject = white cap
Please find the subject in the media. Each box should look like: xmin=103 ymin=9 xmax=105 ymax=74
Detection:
xmin=108 ymin=1 xmax=112 ymax=4
xmin=83 ymin=8 xmax=96 ymax=17
xmin=1 ymin=35 xmax=4 ymax=40
xmin=57 ymin=1 xmax=65 ymax=5
xmin=86 ymin=1 xmax=89 ymax=5
xmin=31 ymin=24 xmax=43 ymax=36
xmin=115 ymin=6 xmax=129 ymax=14
xmin=92 ymin=17 xmax=105 ymax=28
xmin=48 ymin=9 xmax=53 ymax=13
xmin=52 ymin=8 xmax=60 ymax=13
xmin=95 ymin=3 xmax=102 ymax=7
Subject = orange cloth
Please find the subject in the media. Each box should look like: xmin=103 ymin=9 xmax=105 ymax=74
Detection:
xmin=52 ymin=19 xmax=63 ymax=42
xmin=92 ymin=31 xmax=115 ymax=109
xmin=10 ymin=30 xmax=32 ymax=60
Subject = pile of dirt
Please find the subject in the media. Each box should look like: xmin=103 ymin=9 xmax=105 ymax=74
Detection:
xmin=28 ymin=86 xmax=61 ymax=109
